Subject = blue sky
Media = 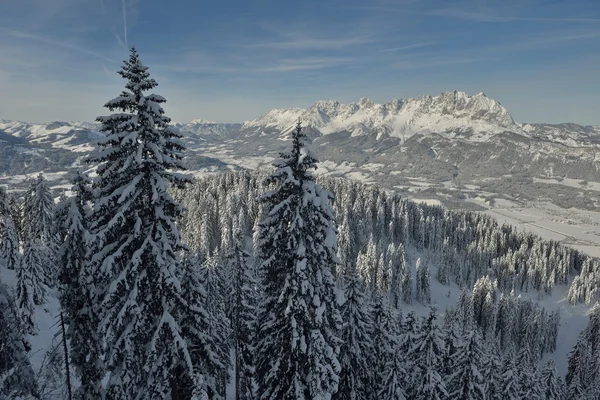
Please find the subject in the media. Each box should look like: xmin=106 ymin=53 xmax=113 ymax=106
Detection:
xmin=0 ymin=0 xmax=599 ymax=124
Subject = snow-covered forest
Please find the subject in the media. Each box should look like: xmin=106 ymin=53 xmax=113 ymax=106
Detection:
xmin=1 ymin=48 xmax=600 ymax=400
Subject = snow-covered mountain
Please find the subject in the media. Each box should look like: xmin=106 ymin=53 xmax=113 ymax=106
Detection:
xmin=173 ymin=119 xmax=242 ymax=136
xmin=2 ymin=90 xmax=600 ymax=215
xmin=521 ymin=122 xmax=600 ymax=147
xmin=0 ymin=120 xmax=102 ymax=152
xmin=243 ymin=91 xmax=521 ymax=141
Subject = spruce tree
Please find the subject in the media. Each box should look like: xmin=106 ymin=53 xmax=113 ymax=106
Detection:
xmin=401 ymin=262 xmax=412 ymax=305
xmin=87 ymin=47 xmax=196 ymax=399
xmin=0 ymin=283 xmax=38 ymax=398
xmin=498 ymin=351 xmax=520 ymax=400
xmin=23 ymin=174 xmax=57 ymax=285
xmin=18 ymin=237 xmax=46 ymax=306
xmin=541 ymin=359 xmax=564 ymax=400
xmin=566 ymin=335 xmax=588 ymax=397
xmin=334 ymin=267 xmax=374 ymax=400
xmin=374 ymin=296 xmax=406 ymax=400
xmin=200 ymin=254 xmax=232 ymax=397
xmin=481 ymin=340 xmax=503 ymax=400
xmin=228 ymin=232 xmax=258 ymax=400
xmin=447 ymin=329 xmax=486 ymax=400
xmin=371 ymin=294 xmax=400 ymax=393
xmin=255 ymin=120 xmax=342 ymax=399
xmin=0 ymin=214 xmax=19 ymax=270
xmin=58 ymin=172 xmax=103 ymax=400
xmin=389 ymin=243 xmax=406 ymax=309
xmin=177 ymin=252 xmax=228 ymax=399
xmin=15 ymin=242 xmax=38 ymax=334
xmin=416 ymin=258 xmax=431 ymax=304
xmin=398 ymin=312 xmax=419 ymax=389
xmin=7 ymin=195 xmax=23 ymax=244
xmin=409 ymin=309 xmax=447 ymax=400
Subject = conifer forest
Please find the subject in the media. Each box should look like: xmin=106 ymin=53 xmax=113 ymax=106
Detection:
xmin=2 ymin=48 xmax=600 ymax=400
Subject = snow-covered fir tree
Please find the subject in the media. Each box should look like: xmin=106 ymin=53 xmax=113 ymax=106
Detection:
xmin=0 ymin=213 xmax=19 ymax=270
xmin=373 ymin=296 xmax=406 ymax=400
xmin=0 ymin=189 xmax=19 ymax=270
xmin=22 ymin=174 xmax=58 ymax=285
xmin=498 ymin=351 xmax=520 ymax=400
xmin=177 ymin=252 xmax=228 ymax=399
xmin=401 ymin=261 xmax=412 ymax=305
xmin=15 ymin=239 xmax=44 ymax=334
xmin=541 ymin=359 xmax=564 ymax=400
xmin=398 ymin=311 xmax=419 ymax=389
xmin=334 ymin=266 xmax=374 ymax=400
xmin=409 ymin=309 xmax=447 ymax=400
xmin=86 ymin=47 xmax=197 ymax=399
xmin=58 ymin=171 xmax=103 ymax=400
xmin=200 ymin=255 xmax=232 ymax=397
xmin=447 ymin=329 xmax=486 ymax=400
xmin=415 ymin=258 xmax=431 ymax=304
xmin=255 ymin=120 xmax=342 ymax=399
xmin=388 ymin=243 xmax=406 ymax=309
xmin=0 ymin=283 xmax=38 ymax=398
xmin=17 ymin=237 xmax=47 ymax=307
xmin=54 ymin=192 xmax=70 ymax=243
xmin=227 ymin=231 xmax=258 ymax=400
xmin=481 ymin=340 xmax=503 ymax=399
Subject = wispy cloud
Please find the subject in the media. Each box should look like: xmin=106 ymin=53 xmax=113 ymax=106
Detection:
xmin=259 ymin=57 xmax=355 ymax=72
xmin=393 ymin=57 xmax=479 ymax=69
xmin=121 ymin=0 xmax=128 ymax=48
xmin=344 ymin=4 xmax=600 ymax=24
xmin=0 ymin=28 xmax=115 ymax=63
xmin=381 ymin=41 xmax=437 ymax=52
xmin=241 ymin=36 xmax=374 ymax=50
xmin=478 ymin=30 xmax=600 ymax=53
xmin=431 ymin=8 xmax=600 ymax=23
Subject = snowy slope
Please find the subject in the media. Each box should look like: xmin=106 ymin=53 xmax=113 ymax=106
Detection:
xmin=400 ymin=246 xmax=590 ymax=377
xmin=0 ymin=262 xmax=65 ymax=399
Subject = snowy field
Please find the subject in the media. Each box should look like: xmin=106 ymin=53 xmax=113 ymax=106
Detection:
xmin=471 ymin=198 xmax=600 ymax=258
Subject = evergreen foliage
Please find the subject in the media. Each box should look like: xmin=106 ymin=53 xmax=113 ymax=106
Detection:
xmin=0 ymin=283 xmax=38 ymax=398
xmin=334 ymin=268 xmax=373 ymax=400
xmin=255 ymin=120 xmax=342 ymax=399
xmin=86 ymin=47 xmax=195 ymax=399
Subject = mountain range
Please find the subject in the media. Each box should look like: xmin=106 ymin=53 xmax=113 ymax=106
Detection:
xmin=1 ymin=90 xmax=599 ymax=213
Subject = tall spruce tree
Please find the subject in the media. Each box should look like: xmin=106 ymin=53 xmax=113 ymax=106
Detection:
xmin=177 ymin=252 xmax=228 ymax=399
xmin=447 ymin=329 xmax=486 ymax=400
xmin=374 ymin=296 xmax=406 ymax=400
xmin=228 ymin=231 xmax=258 ymax=400
xmin=255 ymin=120 xmax=342 ymax=399
xmin=498 ymin=351 xmax=520 ymax=400
xmin=409 ymin=309 xmax=447 ymax=400
xmin=18 ymin=237 xmax=46 ymax=307
xmin=0 ymin=213 xmax=19 ymax=270
xmin=200 ymin=255 xmax=232 ymax=398
xmin=334 ymin=267 xmax=374 ymax=400
xmin=541 ymin=359 xmax=564 ymax=400
xmin=0 ymin=283 xmax=38 ymax=398
xmin=58 ymin=171 xmax=103 ymax=400
xmin=87 ymin=47 xmax=196 ymax=399
xmin=23 ymin=174 xmax=57 ymax=285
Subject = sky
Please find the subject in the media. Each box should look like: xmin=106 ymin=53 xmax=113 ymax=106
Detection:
xmin=0 ymin=0 xmax=599 ymax=125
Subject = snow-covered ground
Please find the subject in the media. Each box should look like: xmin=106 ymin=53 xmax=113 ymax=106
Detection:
xmin=0 ymin=219 xmax=592 ymax=397
xmin=401 ymin=247 xmax=591 ymax=377
xmin=0 ymin=262 xmax=64 ymax=397
xmin=471 ymin=199 xmax=600 ymax=258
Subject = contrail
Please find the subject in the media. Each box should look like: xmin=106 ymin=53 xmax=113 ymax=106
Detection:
xmin=122 ymin=0 xmax=128 ymax=48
